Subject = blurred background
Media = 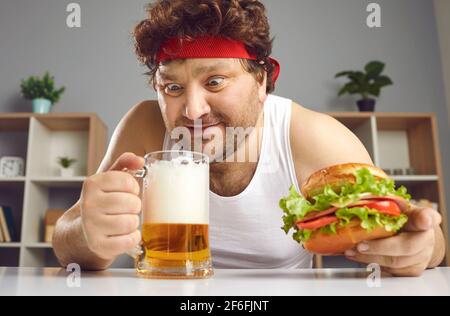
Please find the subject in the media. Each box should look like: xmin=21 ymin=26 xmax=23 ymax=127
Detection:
xmin=0 ymin=0 xmax=449 ymax=269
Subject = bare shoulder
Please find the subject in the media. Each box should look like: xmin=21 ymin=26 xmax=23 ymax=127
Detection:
xmin=96 ymin=100 xmax=165 ymax=173
xmin=290 ymin=101 xmax=373 ymax=185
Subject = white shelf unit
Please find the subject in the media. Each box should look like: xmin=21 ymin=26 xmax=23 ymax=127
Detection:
xmin=316 ymin=112 xmax=449 ymax=268
xmin=0 ymin=113 xmax=107 ymax=267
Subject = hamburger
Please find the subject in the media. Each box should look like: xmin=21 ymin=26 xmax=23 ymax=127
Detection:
xmin=279 ymin=163 xmax=410 ymax=254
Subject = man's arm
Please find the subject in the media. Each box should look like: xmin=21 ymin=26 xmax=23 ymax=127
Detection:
xmin=53 ymin=101 xmax=163 ymax=270
xmin=290 ymin=102 xmax=374 ymax=186
xmin=52 ymin=201 xmax=112 ymax=270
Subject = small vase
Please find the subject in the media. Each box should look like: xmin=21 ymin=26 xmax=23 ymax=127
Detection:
xmin=32 ymin=98 xmax=52 ymax=114
xmin=357 ymin=99 xmax=376 ymax=112
xmin=60 ymin=168 xmax=75 ymax=177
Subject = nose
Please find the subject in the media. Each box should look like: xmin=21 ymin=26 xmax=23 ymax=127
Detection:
xmin=183 ymin=88 xmax=211 ymax=121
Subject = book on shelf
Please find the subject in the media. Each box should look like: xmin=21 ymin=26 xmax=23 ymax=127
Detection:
xmin=0 ymin=218 xmax=4 ymax=242
xmin=44 ymin=209 xmax=65 ymax=243
xmin=0 ymin=206 xmax=17 ymax=243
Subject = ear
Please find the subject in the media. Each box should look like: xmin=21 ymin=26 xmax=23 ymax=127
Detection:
xmin=258 ymin=72 xmax=268 ymax=104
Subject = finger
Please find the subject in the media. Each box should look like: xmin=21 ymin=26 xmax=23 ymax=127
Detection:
xmin=402 ymin=207 xmax=441 ymax=232
xmin=101 ymin=230 xmax=142 ymax=257
xmin=98 ymin=214 xmax=140 ymax=236
xmin=384 ymin=261 xmax=429 ymax=277
xmin=97 ymin=192 xmax=142 ymax=215
xmin=86 ymin=171 xmax=140 ymax=196
xmin=85 ymin=192 xmax=141 ymax=215
xmin=355 ymin=230 xmax=434 ymax=256
xmin=345 ymin=247 xmax=433 ymax=270
xmin=109 ymin=152 xmax=145 ymax=172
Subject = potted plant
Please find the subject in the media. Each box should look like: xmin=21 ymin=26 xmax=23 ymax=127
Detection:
xmin=20 ymin=72 xmax=65 ymax=114
xmin=335 ymin=61 xmax=393 ymax=112
xmin=57 ymin=156 xmax=77 ymax=177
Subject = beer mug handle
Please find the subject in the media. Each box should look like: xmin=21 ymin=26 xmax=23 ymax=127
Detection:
xmin=122 ymin=166 xmax=148 ymax=259
xmin=123 ymin=167 xmax=148 ymax=179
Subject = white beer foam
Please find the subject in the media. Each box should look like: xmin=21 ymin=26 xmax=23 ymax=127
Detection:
xmin=142 ymin=158 xmax=209 ymax=224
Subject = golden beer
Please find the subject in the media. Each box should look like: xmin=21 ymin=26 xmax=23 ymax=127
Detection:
xmin=141 ymin=223 xmax=211 ymax=265
xmin=137 ymin=224 xmax=213 ymax=278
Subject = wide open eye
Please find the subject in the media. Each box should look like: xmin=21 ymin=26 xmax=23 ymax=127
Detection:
xmin=206 ymin=77 xmax=225 ymax=87
xmin=164 ymin=83 xmax=184 ymax=95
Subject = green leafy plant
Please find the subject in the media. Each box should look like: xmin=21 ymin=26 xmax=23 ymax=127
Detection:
xmin=20 ymin=72 xmax=66 ymax=104
xmin=335 ymin=61 xmax=393 ymax=100
xmin=57 ymin=157 xmax=77 ymax=169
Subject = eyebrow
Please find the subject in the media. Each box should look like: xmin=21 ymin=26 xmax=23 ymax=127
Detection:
xmin=158 ymin=61 xmax=232 ymax=81
xmin=158 ymin=72 xmax=178 ymax=81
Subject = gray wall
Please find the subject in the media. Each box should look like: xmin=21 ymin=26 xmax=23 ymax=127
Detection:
xmin=1 ymin=0 xmax=449 ymax=240
xmin=434 ymin=0 xmax=450 ymax=127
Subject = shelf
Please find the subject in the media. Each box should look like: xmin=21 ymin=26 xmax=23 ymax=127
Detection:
xmin=0 ymin=177 xmax=26 ymax=182
xmin=35 ymin=116 xmax=90 ymax=131
xmin=376 ymin=116 xmax=437 ymax=175
xmin=0 ymin=117 xmax=29 ymax=132
xmin=24 ymin=243 xmax=52 ymax=249
xmin=0 ymin=177 xmax=86 ymax=188
xmin=391 ymin=175 xmax=439 ymax=182
xmin=27 ymin=117 xmax=89 ymax=178
xmin=0 ymin=113 xmax=107 ymax=268
xmin=331 ymin=115 xmax=371 ymax=130
xmin=1 ymin=243 xmax=53 ymax=249
xmin=0 ymin=243 xmax=21 ymax=248
xmin=376 ymin=115 xmax=433 ymax=130
xmin=30 ymin=177 xmax=86 ymax=188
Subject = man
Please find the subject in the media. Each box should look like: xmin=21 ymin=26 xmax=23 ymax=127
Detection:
xmin=53 ymin=0 xmax=445 ymax=276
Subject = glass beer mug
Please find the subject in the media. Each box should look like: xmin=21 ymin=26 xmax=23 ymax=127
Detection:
xmin=125 ymin=150 xmax=213 ymax=279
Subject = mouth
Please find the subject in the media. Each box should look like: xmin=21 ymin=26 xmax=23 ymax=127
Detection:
xmin=184 ymin=122 xmax=221 ymax=132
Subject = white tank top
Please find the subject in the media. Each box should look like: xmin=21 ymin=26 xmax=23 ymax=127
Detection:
xmin=163 ymin=94 xmax=313 ymax=269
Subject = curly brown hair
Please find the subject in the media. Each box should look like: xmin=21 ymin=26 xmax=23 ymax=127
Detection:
xmin=133 ymin=0 xmax=276 ymax=93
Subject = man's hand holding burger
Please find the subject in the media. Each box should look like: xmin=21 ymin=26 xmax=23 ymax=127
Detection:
xmin=344 ymin=204 xmax=444 ymax=277
xmin=279 ymin=163 xmax=446 ymax=277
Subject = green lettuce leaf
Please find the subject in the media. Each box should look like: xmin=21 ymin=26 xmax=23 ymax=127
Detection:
xmin=319 ymin=222 xmax=338 ymax=235
xmin=293 ymin=229 xmax=313 ymax=243
xmin=336 ymin=207 xmax=408 ymax=233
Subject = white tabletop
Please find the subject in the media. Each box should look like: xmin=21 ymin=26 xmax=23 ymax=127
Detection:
xmin=1 ymin=267 xmax=449 ymax=296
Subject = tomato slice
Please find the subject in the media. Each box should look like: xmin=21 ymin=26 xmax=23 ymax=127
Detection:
xmin=297 ymin=207 xmax=338 ymax=223
xmin=296 ymin=216 xmax=339 ymax=230
xmin=362 ymin=200 xmax=401 ymax=216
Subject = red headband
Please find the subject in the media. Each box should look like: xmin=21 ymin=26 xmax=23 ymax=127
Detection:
xmin=156 ymin=36 xmax=280 ymax=84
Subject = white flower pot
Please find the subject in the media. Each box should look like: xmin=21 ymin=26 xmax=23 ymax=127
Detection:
xmin=60 ymin=168 xmax=75 ymax=177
